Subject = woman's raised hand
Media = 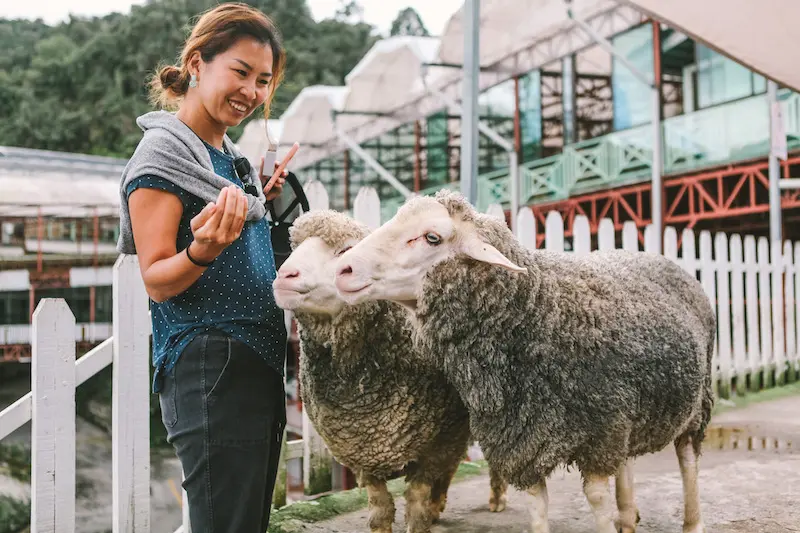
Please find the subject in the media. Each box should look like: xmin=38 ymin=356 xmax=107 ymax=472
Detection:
xmin=189 ymin=185 xmax=248 ymax=260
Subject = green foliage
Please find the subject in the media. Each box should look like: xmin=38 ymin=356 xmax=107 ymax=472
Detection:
xmin=389 ymin=7 xmax=430 ymax=37
xmin=0 ymin=443 xmax=31 ymax=483
xmin=0 ymin=495 xmax=30 ymax=533
xmin=0 ymin=0 xmax=381 ymax=157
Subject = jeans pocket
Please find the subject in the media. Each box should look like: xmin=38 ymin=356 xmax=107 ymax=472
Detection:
xmin=203 ymin=337 xmax=277 ymax=446
xmin=159 ymin=367 xmax=178 ymax=429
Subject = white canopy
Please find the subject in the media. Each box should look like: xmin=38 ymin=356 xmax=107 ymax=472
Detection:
xmin=436 ymin=0 xmax=617 ymax=68
xmin=339 ymin=36 xmax=440 ymax=132
xmin=619 ymin=0 xmax=800 ymax=92
xmin=277 ymin=85 xmax=348 ymax=168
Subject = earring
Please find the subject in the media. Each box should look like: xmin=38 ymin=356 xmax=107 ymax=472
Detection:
xmin=189 ymin=74 xmax=198 ymax=88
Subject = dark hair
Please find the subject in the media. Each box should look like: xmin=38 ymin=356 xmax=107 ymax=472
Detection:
xmin=148 ymin=2 xmax=286 ymax=119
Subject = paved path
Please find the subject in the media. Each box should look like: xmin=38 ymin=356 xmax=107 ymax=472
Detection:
xmin=302 ymin=396 xmax=800 ymax=533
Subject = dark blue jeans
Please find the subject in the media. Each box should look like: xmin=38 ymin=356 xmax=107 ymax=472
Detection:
xmin=159 ymin=332 xmax=286 ymax=533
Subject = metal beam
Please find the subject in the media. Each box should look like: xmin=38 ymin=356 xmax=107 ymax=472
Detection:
xmin=768 ymin=80 xmax=783 ymax=244
xmin=461 ymin=0 xmax=480 ymax=205
xmin=291 ymin=4 xmax=640 ymax=171
xmin=426 ymin=84 xmax=520 ymax=232
xmin=333 ymin=126 xmax=413 ymax=199
xmin=565 ymin=0 xmax=662 ymax=252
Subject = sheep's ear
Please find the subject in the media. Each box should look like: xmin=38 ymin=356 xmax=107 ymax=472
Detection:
xmin=460 ymin=234 xmax=527 ymax=273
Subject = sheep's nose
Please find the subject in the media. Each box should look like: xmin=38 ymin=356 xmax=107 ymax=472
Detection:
xmin=278 ymin=267 xmax=300 ymax=279
xmin=336 ymin=264 xmax=353 ymax=278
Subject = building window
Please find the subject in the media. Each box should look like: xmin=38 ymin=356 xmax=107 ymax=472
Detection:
xmin=519 ymin=69 xmax=543 ymax=162
xmin=695 ymin=44 xmax=766 ymax=109
xmin=612 ymin=23 xmax=654 ymax=131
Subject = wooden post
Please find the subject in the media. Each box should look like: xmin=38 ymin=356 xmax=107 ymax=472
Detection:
xmin=302 ymin=406 xmax=332 ymax=495
xmin=413 ymin=120 xmax=422 ymax=192
xmin=112 ymin=255 xmax=151 ymax=533
xmin=343 ymin=150 xmax=351 ymax=211
xmin=31 ymin=299 xmax=76 ymax=533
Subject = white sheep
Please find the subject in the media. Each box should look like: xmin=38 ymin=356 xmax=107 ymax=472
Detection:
xmin=334 ymin=190 xmax=715 ymax=533
xmin=272 ymin=209 xmax=508 ymax=533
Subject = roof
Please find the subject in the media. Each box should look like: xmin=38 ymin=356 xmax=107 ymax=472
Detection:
xmin=619 ymin=0 xmax=800 ymax=93
xmin=0 ymin=146 xmax=126 ymax=218
xmin=0 ymin=171 xmax=120 ymax=218
xmin=436 ymin=0 xmax=617 ymax=69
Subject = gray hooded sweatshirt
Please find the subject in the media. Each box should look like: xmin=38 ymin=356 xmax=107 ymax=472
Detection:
xmin=116 ymin=110 xmax=267 ymax=255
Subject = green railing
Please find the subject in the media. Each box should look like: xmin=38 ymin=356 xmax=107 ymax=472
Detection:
xmin=485 ymin=90 xmax=800 ymax=208
xmin=378 ymin=91 xmax=800 ymax=221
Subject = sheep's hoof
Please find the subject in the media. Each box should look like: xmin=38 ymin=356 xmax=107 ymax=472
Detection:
xmin=682 ymin=524 xmax=705 ymax=533
xmin=488 ymin=498 xmax=507 ymax=513
xmin=429 ymin=502 xmax=441 ymax=523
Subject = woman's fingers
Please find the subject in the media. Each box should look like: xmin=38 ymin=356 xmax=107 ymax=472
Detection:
xmin=190 ymin=201 xmax=216 ymax=233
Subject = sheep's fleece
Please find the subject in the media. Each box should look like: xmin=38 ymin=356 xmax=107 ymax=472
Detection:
xmin=288 ymin=210 xmax=471 ymax=484
xmin=408 ymin=190 xmax=716 ymax=489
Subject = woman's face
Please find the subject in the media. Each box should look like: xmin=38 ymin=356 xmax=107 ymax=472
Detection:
xmin=191 ymin=37 xmax=274 ymax=127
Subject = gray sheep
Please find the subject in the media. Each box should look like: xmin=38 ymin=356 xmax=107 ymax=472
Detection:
xmin=334 ymin=190 xmax=715 ymax=533
xmin=272 ymin=209 xmax=507 ymax=533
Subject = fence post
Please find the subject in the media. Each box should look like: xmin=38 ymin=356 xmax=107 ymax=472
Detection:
xmin=544 ymin=211 xmax=564 ymax=252
xmin=31 ymin=299 xmax=76 ymax=533
xmin=302 ymin=405 xmax=333 ymax=495
xmin=516 ymin=208 xmax=537 ymax=251
xmin=112 ymin=255 xmax=151 ymax=533
xmin=353 ymin=187 xmax=381 ymax=230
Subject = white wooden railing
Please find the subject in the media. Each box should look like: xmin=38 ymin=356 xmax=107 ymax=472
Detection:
xmin=2 ymin=184 xmax=799 ymax=532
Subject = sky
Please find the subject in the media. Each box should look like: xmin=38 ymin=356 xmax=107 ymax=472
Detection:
xmin=0 ymin=0 xmax=464 ymax=36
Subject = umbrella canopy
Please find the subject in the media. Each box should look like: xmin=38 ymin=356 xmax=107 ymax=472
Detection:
xmin=618 ymin=0 xmax=800 ymax=92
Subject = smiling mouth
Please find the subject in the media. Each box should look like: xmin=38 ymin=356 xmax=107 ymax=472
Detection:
xmin=228 ymin=99 xmax=248 ymax=113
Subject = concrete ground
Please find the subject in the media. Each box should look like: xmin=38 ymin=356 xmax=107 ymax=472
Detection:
xmin=301 ymin=395 xmax=800 ymax=533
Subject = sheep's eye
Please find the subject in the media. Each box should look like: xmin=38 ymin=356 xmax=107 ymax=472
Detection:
xmin=424 ymin=232 xmax=441 ymax=245
xmin=336 ymin=245 xmax=352 ymax=256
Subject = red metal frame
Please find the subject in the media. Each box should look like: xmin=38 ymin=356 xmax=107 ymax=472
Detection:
xmin=528 ymin=155 xmax=800 ymax=246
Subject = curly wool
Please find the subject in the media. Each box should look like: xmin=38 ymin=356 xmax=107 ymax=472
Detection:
xmin=408 ymin=190 xmax=716 ymax=489
xmin=288 ymin=211 xmax=471 ymax=482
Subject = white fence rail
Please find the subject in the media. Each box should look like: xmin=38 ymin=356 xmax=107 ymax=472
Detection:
xmin=1 ymin=182 xmax=798 ymax=533
xmin=1 ymin=322 xmax=113 ymax=345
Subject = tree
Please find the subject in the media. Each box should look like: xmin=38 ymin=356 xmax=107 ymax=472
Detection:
xmin=389 ymin=7 xmax=429 ymax=37
xmin=0 ymin=0 xmax=379 ymax=157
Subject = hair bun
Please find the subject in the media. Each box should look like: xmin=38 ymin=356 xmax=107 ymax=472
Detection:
xmin=159 ymin=66 xmax=183 ymax=89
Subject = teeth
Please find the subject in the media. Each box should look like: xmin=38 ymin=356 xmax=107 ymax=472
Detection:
xmin=229 ymin=100 xmax=247 ymax=112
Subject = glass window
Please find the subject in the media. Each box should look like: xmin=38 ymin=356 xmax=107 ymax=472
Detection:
xmin=426 ymin=111 xmax=449 ymax=186
xmin=696 ymin=44 xmax=765 ymax=109
xmin=0 ymin=290 xmax=29 ymax=325
xmin=518 ymin=69 xmax=542 ymax=162
xmin=612 ymin=23 xmax=654 ymax=130
xmin=477 ymin=80 xmax=515 ymax=173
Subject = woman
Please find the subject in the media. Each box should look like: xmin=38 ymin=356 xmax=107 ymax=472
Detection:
xmin=116 ymin=3 xmax=291 ymax=531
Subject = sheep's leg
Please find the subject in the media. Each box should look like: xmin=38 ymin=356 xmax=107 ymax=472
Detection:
xmin=429 ymin=467 xmax=458 ymax=521
xmin=404 ymin=480 xmax=434 ymax=533
xmin=488 ymin=465 xmax=508 ymax=513
xmin=582 ymin=474 xmax=618 ymax=533
xmin=365 ymin=475 xmax=395 ymax=533
xmin=675 ymin=435 xmax=705 ymax=533
xmin=615 ymin=460 xmax=640 ymax=532
xmin=527 ymin=478 xmax=550 ymax=533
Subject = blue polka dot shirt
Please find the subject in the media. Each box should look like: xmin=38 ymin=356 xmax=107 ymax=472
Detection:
xmin=125 ymin=142 xmax=286 ymax=393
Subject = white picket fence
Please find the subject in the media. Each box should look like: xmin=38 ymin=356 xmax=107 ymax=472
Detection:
xmin=327 ymin=183 xmax=800 ymax=395
xmin=1 ymin=182 xmax=798 ymax=533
